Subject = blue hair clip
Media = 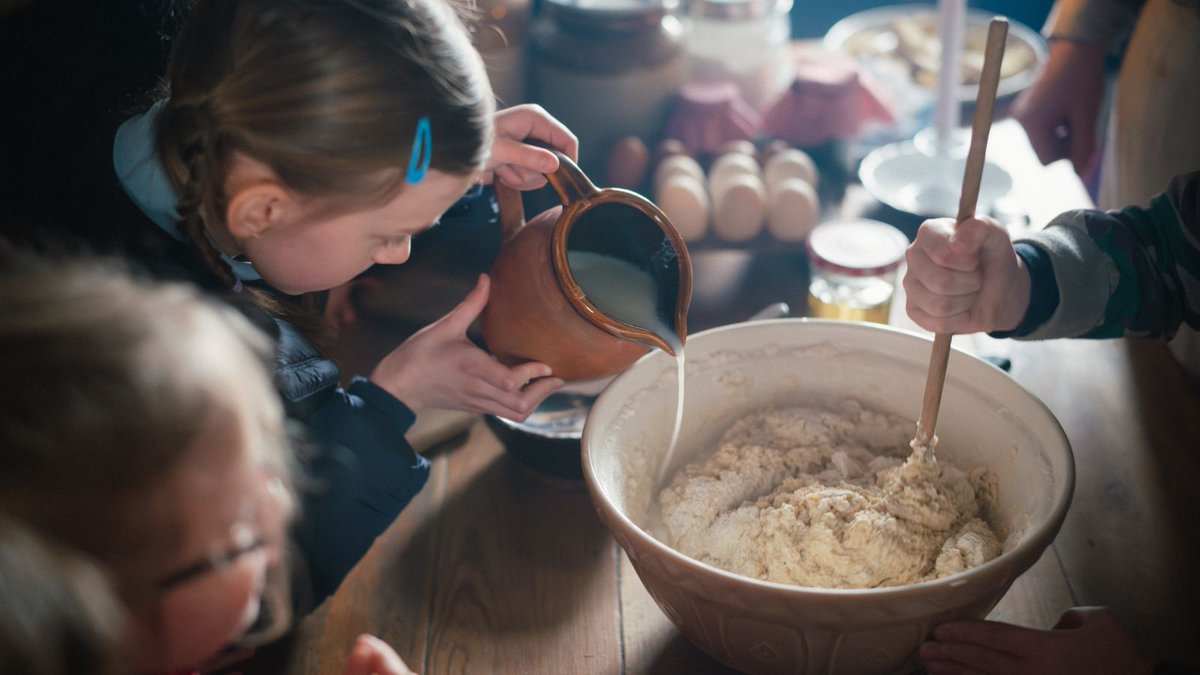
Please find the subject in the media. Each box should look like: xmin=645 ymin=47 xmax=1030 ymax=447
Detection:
xmin=405 ymin=116 xmax=432 ymax=185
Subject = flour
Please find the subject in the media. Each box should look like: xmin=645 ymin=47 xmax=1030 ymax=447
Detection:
xmin=657 ymin=401 xmax=1000 ymax=588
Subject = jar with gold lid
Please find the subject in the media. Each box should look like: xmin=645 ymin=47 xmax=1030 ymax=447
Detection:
xmin=806 ymin=218 xmax=908 ymax=325
xmin=529 ymin=0 xmax=685 ymax=177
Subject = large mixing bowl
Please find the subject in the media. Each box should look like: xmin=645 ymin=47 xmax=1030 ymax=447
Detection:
xmin=581 ymin=319 xmax=1073 ymax=675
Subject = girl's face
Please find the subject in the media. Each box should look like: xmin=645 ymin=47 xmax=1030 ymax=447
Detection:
xmin=126 ymin=405 xmax=292 ymax=674
xmin=239 ymin=169 xmax=480 ymax=295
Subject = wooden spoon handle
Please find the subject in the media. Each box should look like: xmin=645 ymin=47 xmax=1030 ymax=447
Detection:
xmin=915 ymin=17 xmax=1009 ymax=449
xmin=955 ymin=19 xmax=1008 ymax=224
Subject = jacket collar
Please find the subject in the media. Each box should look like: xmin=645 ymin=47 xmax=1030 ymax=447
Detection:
xmin=113 ymin=100 xmax=261 ymax=283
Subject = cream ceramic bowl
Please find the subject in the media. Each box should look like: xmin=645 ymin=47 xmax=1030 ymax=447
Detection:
xmin=581 ymin=319 xmax=1074 ymax=675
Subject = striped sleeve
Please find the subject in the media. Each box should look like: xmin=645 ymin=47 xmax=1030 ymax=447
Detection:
xmin=1016 ymin=171 xmax=1200 ymax=340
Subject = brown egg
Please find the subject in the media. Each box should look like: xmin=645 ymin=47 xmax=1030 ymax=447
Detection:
xmin=605 ymin=136 xmax=651 ymax=190
xmin=767 ymin=178 xmax=820 ymax=242
xmin=712 ymin=172 xmax=767 ymax=242
xmin=656 ymin=174 xmax=710 ymax=242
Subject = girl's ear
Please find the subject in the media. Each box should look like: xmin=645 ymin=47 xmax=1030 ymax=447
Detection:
xmin=225 ymin=182 xmax=294 ymax=240
xmin=223 ymin=153 xmax=296 ymax=241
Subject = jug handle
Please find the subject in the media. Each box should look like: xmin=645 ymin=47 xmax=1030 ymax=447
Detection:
xmin=545 ymin=150 xmax=598 ymax=205
xmin=494 ymin=182 xmax=526 ymax=242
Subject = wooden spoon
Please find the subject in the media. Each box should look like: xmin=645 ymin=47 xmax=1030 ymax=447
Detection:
xmin=912 ymin=17 xmax=1009 ymax=460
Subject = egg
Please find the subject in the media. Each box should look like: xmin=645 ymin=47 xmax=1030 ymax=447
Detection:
xmin=655 ymin=174 xmax=710 ymax=242
xmin=764 ymin=147 xmax=819 ymax=190
xmin=767 ymin=178 xmax=820 ymax=242
xmin=757 ymin=139 xmax=793 ymax=167
xmin=711 ymin=172 xmax=767 ymax=242
xmin=605 ymin=136 xmax=651 ymax=190
xmin=653 ymin=154 xmax=706 ymax=192
xmin=718 ymin=139 xmax=757 ymax=158
xmin=656 ymin=138 xmax=690 ymax=160
xmin=707 ymin=151 xmax=761 ymax=195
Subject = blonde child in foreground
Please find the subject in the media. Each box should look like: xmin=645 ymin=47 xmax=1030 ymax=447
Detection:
xmin=904 ymin=172 xmax=1200 ymax=674
xmin=111 ymin=0 xmax=578 ymax=602
xmin=0 ymin=251 xmax=413 ymax=675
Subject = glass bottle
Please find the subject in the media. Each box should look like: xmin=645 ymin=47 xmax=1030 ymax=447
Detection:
xmin=682 ymin=0 xmax=794 ymax=112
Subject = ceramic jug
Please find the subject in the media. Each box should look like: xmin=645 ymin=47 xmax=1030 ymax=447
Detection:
xmin=480 ymin=151 xmax=692 ymax=382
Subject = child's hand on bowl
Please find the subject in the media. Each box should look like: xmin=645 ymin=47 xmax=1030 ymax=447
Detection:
xmin=919 ymin=606 xmax=1153 ymax=675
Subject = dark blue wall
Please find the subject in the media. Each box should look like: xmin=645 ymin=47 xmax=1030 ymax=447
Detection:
xmin=790 ymin=0 xmax=1054 ymax=39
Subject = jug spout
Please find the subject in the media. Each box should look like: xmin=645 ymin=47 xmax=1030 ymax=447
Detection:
xmin=559 ymin=240 xmax=688 ymax=357
xmin=481 ymin=153 xmax=692 ymax=382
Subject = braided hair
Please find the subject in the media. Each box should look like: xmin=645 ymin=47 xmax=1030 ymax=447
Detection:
xmin=155 ymin=0 xmax=494 ymax=334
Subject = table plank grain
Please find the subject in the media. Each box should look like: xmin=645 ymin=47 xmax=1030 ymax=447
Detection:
xmin=421 ymin=425 xmax=621 ymax=675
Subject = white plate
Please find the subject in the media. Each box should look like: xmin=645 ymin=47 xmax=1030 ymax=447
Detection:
xmin=859 ymin=140 xmax=1013 ymax=217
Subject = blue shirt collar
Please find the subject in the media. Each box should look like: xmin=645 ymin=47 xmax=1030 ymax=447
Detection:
xmin=113 ymin=100 xmax=261 ymax=283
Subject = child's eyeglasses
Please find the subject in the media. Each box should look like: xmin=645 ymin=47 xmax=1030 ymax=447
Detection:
xmin=154 ymin=537 xmax=268 ymax=593
xmin=153 ymin=534 xmax=293 ymax=654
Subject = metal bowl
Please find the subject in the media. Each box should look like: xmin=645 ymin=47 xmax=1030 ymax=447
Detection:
xmin=485 ymin=390 xmax=596 ymax=481
xmin=824 ymin=4 xmax=1047 ymax=103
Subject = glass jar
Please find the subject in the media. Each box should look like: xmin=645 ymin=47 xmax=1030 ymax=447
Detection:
xmin=682 ymin=0 xmax=794 ymax=112
xmin=806 ymin=219 xmax=908 ymax=324
xmin=529 ymin=0 xmax=685 ymax=177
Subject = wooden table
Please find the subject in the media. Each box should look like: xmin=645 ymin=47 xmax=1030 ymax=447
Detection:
xmin=294 ymin=122 xmax=1200 ymax=673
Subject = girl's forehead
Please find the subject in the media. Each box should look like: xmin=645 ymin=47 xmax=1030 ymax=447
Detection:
xmin=172 ymin=410 xmax=266 ymax=527
xmin=357 ymin=170 xmax=482 ymax=227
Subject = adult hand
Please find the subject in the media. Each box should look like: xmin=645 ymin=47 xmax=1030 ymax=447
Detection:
xmin=371 ymin=274 xmax=564 ymax=421
xmin=903 ymin=215 xmax=1029 ymax=334
xmin=919 ymin=606 xmax=1154 ymax=675
xmin=1011 ymin=39 xmax=1108 ymax=175
xmin=484 ymin=104 xmax=579 ymax=190
xmin=343 ymin=634 xmax=418 ymax=675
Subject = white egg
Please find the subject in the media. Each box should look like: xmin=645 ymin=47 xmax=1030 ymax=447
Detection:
xmin=767 ymin=178 xmax=820 ymax=242
xmin=712 ymin=172 xmax=767 ymax=242
xmin=653 ymin=154 xmax=706 ymax=192
xmin=764 ymin=148 xmax=819 ymax=190
xmin=708 ymin=151 xmax=762 ymax=194
xmin=655 ymin=174 xmax=710 ymax=242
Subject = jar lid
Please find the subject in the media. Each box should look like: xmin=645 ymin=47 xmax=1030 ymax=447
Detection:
xmin=806 ymin=219 xmax=908 ymax=277
xmin=686 ymin=0 xmax=791 ymax=21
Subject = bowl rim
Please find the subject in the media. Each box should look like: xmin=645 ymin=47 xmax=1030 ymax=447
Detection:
xmin=822 ymin=3 xmax=1049 ymax=101
xmin=581 ymin=317 xmax=1075 ymax=598
xmin=857 ymin=139 xmax=1015 ymax=218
